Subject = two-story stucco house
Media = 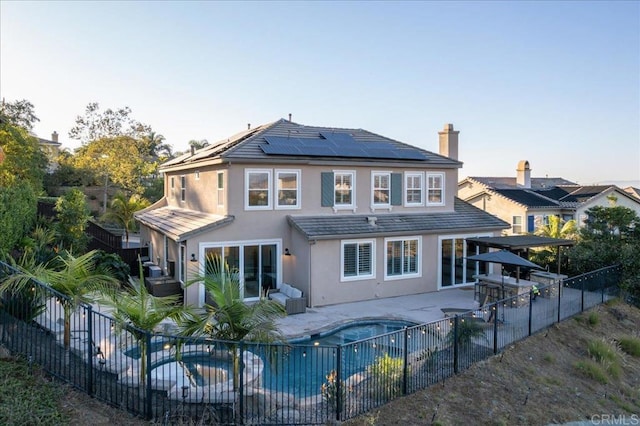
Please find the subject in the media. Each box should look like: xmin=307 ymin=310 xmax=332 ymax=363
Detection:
xmin=458 ymin=160 xmax=640 ymax=235
xmin=135 ymin=119 xmax=509 ymax=308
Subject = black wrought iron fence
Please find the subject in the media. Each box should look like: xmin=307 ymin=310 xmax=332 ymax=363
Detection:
xmin=0 ymin=262 xmax=623 ymax=425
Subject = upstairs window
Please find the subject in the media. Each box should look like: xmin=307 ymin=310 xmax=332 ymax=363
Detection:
xmin=341 ymin=239 xmax=375 ymax=281
xmin=427 ymin=173 xmax=444 ymax=205
xmin=512 ymin=216 xmax=523 ymax=234
xmin=245 ymin=169 xmax=272 ymax=210
xmin=405 ymin=172 xmax=423 ymax=206
xmin=372 ymin=172 xmax=391 ymax=207
xmin=276 ymin=170 xmax=300 ymax=209
xmin=334 ymin=171 xmax=355 ymax=208
xmin=180 ymin=175 xmax=186 ymax=202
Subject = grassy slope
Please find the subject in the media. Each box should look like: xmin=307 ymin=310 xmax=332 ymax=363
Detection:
xmin=346 ymin=300 xmax=640 ymax=426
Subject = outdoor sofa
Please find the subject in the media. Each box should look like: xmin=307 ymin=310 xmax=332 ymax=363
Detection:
xmin=268 ymin=283 xmax=306 ymax=315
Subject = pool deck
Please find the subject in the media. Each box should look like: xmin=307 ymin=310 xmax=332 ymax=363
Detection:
xmin=276 ymin=287 xmax=478 ymax=338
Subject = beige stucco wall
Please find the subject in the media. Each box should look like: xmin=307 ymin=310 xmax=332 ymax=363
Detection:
xmin=165 ymin=162 xmax=458 ymax=217
xmin=576 ymin=190 xmax=640 ymax=224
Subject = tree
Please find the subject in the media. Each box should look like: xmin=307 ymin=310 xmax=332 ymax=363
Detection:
xmin=55 ymin=188 xmax=90 ymax=252
xmin=68 ymin=102 xmax=151 ymax=144
xmin=70 ymin=136 xmax=156 ymax=196
xmin=139 ymin=131 xmax=172 ymax=161
xmin=0 ymin=250 xmax=119 ymax=350
xmin=99 ymin=267 xmax=189 ymax=385
xmin=103 ymin=192 xmax=150 ymax=247
xmin=568 ymin=205 xmax=640 ymax=300
xmin=0 ymin=99 xmax=40 ymax=131
xmin=188 ymin=139 xmax=209 ymax=150
xmin=531 ymin=215 xmax=577 ymax=270
xmin=0 ymin=119 xmax=47 ymax=192
xmin=0 ymin=181 xmax=37 ymax=256
xmin=182 ymin=255 xmax=285 ymax=391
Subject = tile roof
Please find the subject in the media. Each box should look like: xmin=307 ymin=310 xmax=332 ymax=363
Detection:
xmin=161 ymin=119 xmax=460 ymax=170
xmin=469 ymin=177 xmax=576 ymax=190
xmin=134 ymin=207 xmax=234 ymax=242
xmin=493 ymin=189 xmax=560 ymax=208
xmin=287 ymin=198 xmax=509 ymax=240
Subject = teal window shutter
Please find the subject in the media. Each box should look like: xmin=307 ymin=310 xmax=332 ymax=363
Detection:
xmin=321 ymin=172 xmax=334 ymax=207
xmin=391 ymin=173 xmax=402 ymax=206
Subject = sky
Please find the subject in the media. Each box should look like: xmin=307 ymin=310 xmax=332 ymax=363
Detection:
xmin=1 ymin=1 xmax=639 ymax=186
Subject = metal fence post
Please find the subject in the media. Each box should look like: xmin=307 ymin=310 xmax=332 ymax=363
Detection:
xmin=86 ymin=304 xmax=93 ymax=396
xmin=238 ymin=341 xmax=244 ymax=425
xmin=145 ymin=331 xmax=153 ymax=420
xmin=493 ymin=303 xmax=498 ymax=354
xmin=453 ymin=315 xmax=459 ymax=374
xmin=528 ymin=290 xmax=533 ymax=336
xmin=336 ymin=345 xmax=342 ymax=422
xmin=557 ymin=281 xmax=562 ymax=323
xmin=402 ymin=328 xmax=408 ymax=396
xmin=581 ymin=277 xmax=585 ymax=312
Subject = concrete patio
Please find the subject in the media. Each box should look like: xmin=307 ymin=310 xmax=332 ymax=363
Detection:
xmin=276 ymin=287 xmax=478 ymax=338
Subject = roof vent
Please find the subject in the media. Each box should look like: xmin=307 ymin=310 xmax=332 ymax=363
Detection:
xmin=367 ymin=216 xmax=377 ymax=226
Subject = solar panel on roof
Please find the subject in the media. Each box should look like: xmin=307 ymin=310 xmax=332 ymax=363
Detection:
xmin=261 ymin=133 xmax=428 ymax=160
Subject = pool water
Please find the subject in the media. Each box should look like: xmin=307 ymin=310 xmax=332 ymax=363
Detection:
xmin=262 ymin=319 xmax=416 ymax=398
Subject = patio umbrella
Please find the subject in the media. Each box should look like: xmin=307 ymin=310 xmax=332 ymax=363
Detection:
xmin=466 ymin=250 xmax=544 ymax=275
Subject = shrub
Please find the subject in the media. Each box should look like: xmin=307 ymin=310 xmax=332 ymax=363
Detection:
xmin=368 ymin=353 xmax=404 ymax=400
xmin=618 ymin=336 xmax=640 ymax=357
xmin=447 ymin=317 xmax=486 ymax=349
xmin=575 ymin=360 xmax=608 ymax=384
xmin=588 ymin=312 xmax=599 ymax=326
xmin=321 ymin=369 xmax=351 ymax=414
xmin=588 ymin=339 xmax=621 ymax=379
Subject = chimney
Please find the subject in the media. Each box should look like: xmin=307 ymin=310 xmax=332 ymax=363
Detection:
xmin=51 ymin=131 xmax=59 ymax=142
xmin=288 ymin=113 xmax=292 ymax=122
xmin=247 ymin=123 xmax=251 ymax=130
xmin=438 ymin=123 xmax=459 ymax=160
xmin=191 ymin=145 xmax=196 ymax=155
xmin=516 ymin=160 xmax=531 ymax=188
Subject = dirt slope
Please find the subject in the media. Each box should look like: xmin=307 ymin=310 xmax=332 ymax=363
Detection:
xmin=345 ymin=301 xmax=640 ymax=426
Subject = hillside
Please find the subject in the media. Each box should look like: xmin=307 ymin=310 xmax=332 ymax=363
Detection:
xmin=345 ymin=300 xmax=640 ymax=426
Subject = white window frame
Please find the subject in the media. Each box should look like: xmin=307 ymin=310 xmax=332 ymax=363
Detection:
xmin=198 ymin=239 xmax=282 ymax=306
xmin=384 ymin=236 xmax=421 ymax=280
xmin=426 ymin=173 xmax=444 ymax=206
xmin=245 ymin=169 xmax=272 ymax=210
xmin=404 ymin=172 xmax=424 ymax=207
xmin=334 ymin=170 xmax=356 ymax=210
xmin=275 ymin=169 xmax=301 ymax=210
xmin=371 ymin=171 xmax=391 ymax=208
xmin=340 ymin=239 xmax=375 ymax=282
xmin=180 ymin=175 xmax=186 ymax=202
xmin=512 ymin=215 xmax=523 ymax=234
xmin=217 ymin=171 xmax=225 ymax=207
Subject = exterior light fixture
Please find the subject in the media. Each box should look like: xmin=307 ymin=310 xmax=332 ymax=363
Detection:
xmin=190 ymin=253 xmax=198 ymax=262
xmin=284 ymin=248 xmax=291 ymax=256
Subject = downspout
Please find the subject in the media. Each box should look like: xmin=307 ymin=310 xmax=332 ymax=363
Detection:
xmin=308 ymin=241 xmax=313 ymax=307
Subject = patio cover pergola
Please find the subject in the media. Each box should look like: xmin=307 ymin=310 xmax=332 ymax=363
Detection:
xmin=465 ymin=235 xmax=575 ymax=274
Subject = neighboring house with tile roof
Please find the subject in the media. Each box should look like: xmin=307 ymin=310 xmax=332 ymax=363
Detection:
xmin=135 ymin=120 xmax=509 ymax=308
xmin=37 ymin=131 xmax=62 ymax=172
xmin=625 ymin=186 xmax=640 ymax=200
xmin=458 ymin=160 xmax=640 ymax=235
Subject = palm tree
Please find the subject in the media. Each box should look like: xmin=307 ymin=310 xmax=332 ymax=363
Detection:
xmin=182 ymin=255 xmax=285 ymax=391
xmin=0 ymin=250 xmax=118 ymax=350
xmin=532 ymin=215 xmax=578 ymax=270
xmin=99 ymin=262 xmax=190 ymax=384
xmin=140 ymin=131 xmax=172 ymax=160
xmin=103 ymin=192 xmax=150 ymax=247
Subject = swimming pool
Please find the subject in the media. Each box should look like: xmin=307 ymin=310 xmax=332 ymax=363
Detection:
xmin=261 ymin=319 xmax=417 ymax=398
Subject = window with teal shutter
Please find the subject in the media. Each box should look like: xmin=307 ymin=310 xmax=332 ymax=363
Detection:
xmin=321 ymin=172 xmax=334 ymax=207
